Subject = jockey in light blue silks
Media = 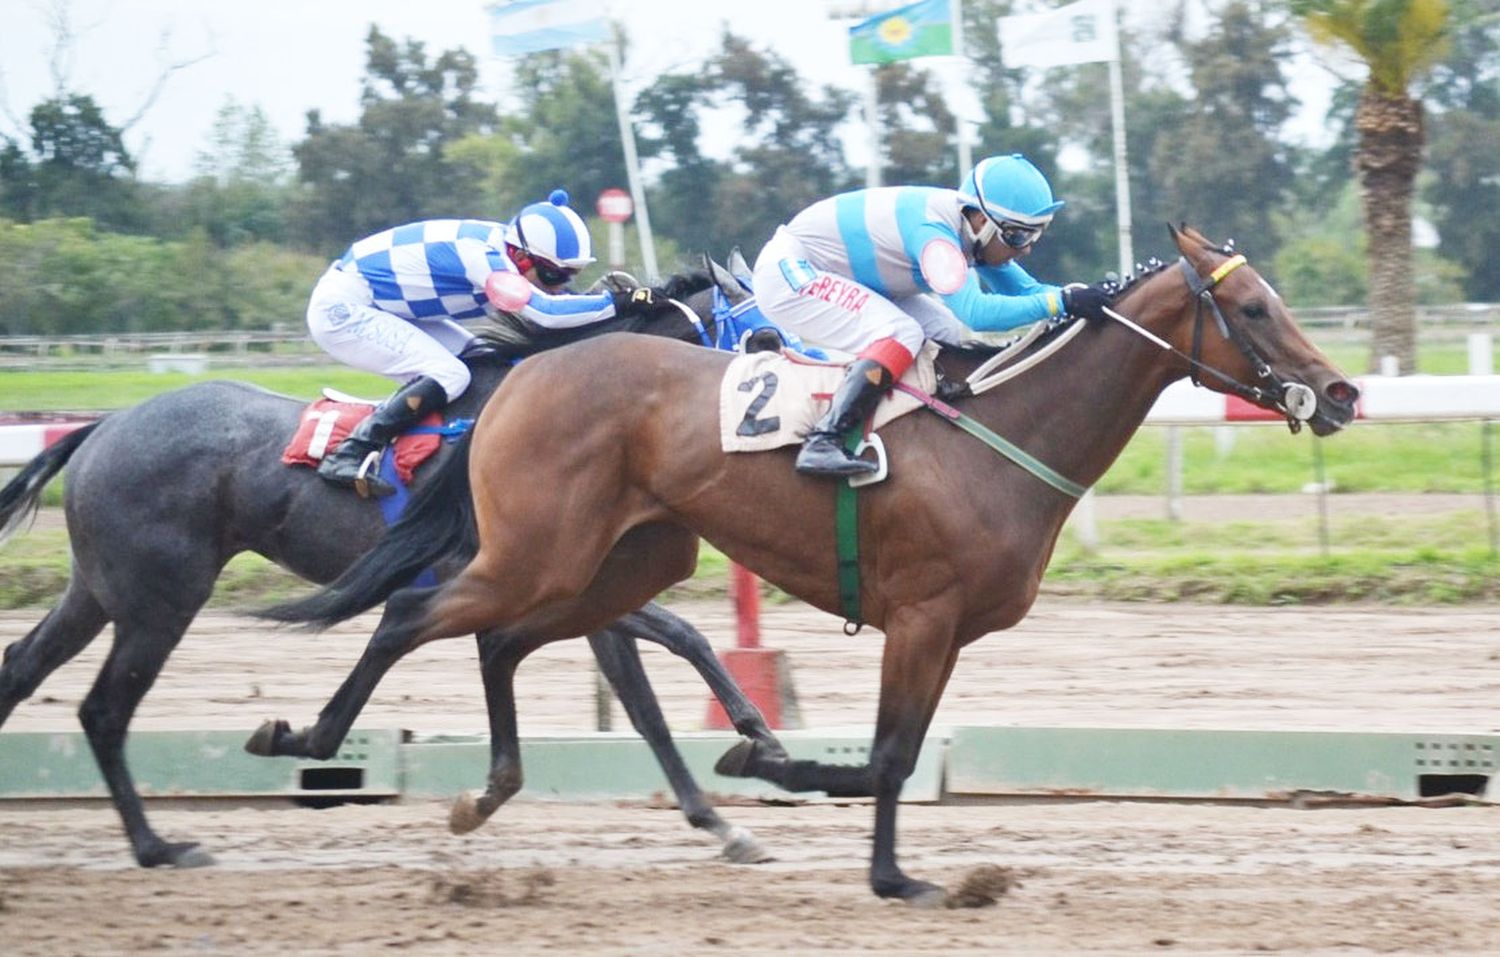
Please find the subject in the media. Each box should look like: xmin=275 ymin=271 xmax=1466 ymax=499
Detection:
xmin=751 ymin=153 xmax=1116 ymax=477
xmin=306 ymin=189 xmax=667 ymax=497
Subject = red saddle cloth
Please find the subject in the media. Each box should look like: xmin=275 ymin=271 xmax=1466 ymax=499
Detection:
xmin=281 ymin=398 xmax=443 ymax=485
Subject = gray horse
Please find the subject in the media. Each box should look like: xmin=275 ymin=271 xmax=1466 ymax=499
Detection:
xmin=0 ymin=270 xmax=784 ymax=868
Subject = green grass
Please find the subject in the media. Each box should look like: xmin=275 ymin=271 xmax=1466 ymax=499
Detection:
xmin=2 ymin=514 xmax=1494 ymax=611
xmin=0 ymin=367 xmax=394 ymax=410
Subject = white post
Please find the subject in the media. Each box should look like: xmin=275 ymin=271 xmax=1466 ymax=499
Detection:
xmin=608 ymin=220 xmax=626 ymax=271
xmin=607 ymin=38 xmax=659 ymax=281
xmin=1105 ymin=0 xmax=1133 ymax=277
xmin=866 ymin=67 xmax=883 ymax=188
xmin=950 ymin=0 xmax=971 ymax=181
xmin=1469 ymin=332 xmax=1493 ymax=376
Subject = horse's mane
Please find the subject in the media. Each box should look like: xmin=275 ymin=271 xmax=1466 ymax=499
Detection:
xmin=474 ymin=270 xmax=715 ymax=360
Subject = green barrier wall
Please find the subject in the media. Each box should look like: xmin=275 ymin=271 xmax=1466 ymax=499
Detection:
xmin=0 ymin=726 xmax=1492 ymax=804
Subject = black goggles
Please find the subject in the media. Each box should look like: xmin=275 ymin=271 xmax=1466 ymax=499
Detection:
xmin=531 ymin=258 xmax=578 ymax=287
xmin=997 ymin=221 xmax=1045 ymax=249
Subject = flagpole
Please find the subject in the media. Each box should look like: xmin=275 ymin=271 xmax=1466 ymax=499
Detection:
xmin=1105 ymin=0 xmax=1132 ymax=278
xmin=607 ymin=35 xmax=659 ymax=282
xmin=950 ymin=0 xmax=971 ymax=181
xmin=866 ymin=67 xmax=882 ymax=188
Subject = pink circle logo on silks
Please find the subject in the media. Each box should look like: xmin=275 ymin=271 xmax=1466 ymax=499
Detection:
xmin=484 ymin=271 xmax=534 ymax=312
xmin=920 ymin=240 xmax=968 ymax=295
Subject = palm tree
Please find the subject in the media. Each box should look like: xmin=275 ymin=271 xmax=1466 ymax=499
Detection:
xmin=1290 ymin=0 xmax=1450 ymax=373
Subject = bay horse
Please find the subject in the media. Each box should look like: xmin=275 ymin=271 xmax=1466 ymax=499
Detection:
xmin=258 ymin=226 xmax=1360 ymax=905
xmin=0 ymin=270 xmax=784 ymax=869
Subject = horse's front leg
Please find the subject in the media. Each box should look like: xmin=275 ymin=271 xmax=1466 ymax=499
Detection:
xmin=628 ymin=602 xmax=786 ymax=757
xmin=865 ymin=614 xmax=961 ymax=907
xmin=589 ymin=613 xmax=770 ymax=863
xmin=247 ymin=583 xmax=457 ymax=759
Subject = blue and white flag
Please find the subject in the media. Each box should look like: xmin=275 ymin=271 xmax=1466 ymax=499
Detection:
xmin=489 ymin=0 xmax=610 ymax=56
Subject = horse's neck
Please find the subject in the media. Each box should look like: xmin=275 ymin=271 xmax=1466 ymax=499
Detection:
xmin=970 ymin=281 xmax=1192 ymax=491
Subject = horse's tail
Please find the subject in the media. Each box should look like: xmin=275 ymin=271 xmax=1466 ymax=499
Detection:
xmin=260 ymin=432 xmax=479 ymax=629
xmin=0 ymin=422 xmax=101 ymax=546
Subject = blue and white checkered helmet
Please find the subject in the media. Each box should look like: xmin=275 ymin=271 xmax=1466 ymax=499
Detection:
xmin=507 ymin=189 xmax=596 ymax=269
xmin=957 ymin=154 xmax=1065 ymax=228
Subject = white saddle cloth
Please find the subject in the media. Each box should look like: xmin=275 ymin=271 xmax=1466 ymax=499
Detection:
xmin=718 ymin=341 xmax=939 ymax=453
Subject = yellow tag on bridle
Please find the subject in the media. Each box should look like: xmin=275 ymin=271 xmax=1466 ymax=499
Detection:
xmin=1209 ymin=254 xmax=1247 ymax=286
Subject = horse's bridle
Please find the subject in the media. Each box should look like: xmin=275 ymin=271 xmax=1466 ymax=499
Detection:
xmin=1104 ymin=253 xmax=1318 ymax=433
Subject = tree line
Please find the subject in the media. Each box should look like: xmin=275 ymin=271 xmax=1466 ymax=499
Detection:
xmin=0 ymin=0 xmax=1494 ymax=372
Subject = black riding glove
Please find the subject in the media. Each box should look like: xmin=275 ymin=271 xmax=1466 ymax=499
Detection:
xmin=611 ymin=286 xmax=664 ymax=318
xmin=1061 ymin=283 xmax=1114 ymax=322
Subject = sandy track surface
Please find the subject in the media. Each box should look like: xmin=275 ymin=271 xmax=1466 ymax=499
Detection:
xmin=4 ymin=600 xmax=1498 ymax=736
xmin=3 ymin=599 xmax=1499 ymax=953
xmin=2 ymin=800 xmax=1498 ymax=955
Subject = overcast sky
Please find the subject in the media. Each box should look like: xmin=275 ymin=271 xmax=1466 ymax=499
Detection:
xmin=0 ymin=1 xmax=1338 ymax=184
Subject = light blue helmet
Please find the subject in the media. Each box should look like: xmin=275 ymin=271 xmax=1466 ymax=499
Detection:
xmin=507 ymin=189 xmax=596 ymax=268
xmin=957 ymin=154 xmax=1064 ymax=228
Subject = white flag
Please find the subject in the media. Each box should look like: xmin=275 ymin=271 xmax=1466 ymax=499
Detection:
xmin=998 ymin=0 xmax=1118 ymax=69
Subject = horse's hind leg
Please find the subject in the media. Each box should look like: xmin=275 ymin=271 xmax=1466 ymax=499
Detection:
xmin=588 ymin=623 xmax=770 ymax=864
xmin=80 ymin=612 xmax=211 ymax=868
xmin=0 ymin=585 xmax=108 ymax=728
xmin=448 ymin=631 xmax=528 ymax=835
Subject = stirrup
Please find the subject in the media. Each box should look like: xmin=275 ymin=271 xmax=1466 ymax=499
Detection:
xmin=846 ymin=434 xmax=888 ymax=488
xmin=352 ymin=450 xmax=391 ymax=499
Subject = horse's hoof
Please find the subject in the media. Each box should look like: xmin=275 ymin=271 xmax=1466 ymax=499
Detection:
xmin=139 ymin=841 xmax=214 ymax=869
xmin=876 ymin=877 xmax=948 ymax=908
xmin=714 ymin=740 xmax=757 ymax=777
xmin=448 ymin=791 xmax=488 ymax=835
xmin=170 ymin=844 xmax=216 ymax=869
xmin=908 ymin=885 xmax=949 ymax=909
xmin=720 ymin=826 xmax=771 ymax=864
xmin=243 ymin=719 xmax=287 ymax=757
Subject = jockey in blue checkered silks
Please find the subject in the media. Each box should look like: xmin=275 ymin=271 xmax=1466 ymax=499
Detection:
xmin=307 ymin=189 xmax=664 ymax=497
xmin=750 ymin=153 xmax=1116 ymax=477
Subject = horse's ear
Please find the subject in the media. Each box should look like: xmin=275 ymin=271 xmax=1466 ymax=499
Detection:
xmin=706 ymin=256 xmax=748 ymax=301
xmin=1168 ymin=222 xmax=1188 ymax=254
xmin=727 ymin=247 xmax=755 ymax=290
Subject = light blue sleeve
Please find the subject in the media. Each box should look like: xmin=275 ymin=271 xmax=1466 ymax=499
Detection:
xmin=938 ymin=261 xmax=1064 ymax=332
xmin=517 ymin=288 xmax=618 ymax=330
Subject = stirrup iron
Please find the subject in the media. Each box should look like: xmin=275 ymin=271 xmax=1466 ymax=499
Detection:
xmin=846 ymin=434 xmax=888 ymax=488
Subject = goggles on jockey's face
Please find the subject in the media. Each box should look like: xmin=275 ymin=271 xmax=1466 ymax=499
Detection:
xmin=507 ymin=243 xmax=578 ymax=288
xmin=970 ymin=165 xmax=1050 ymax=251
xmin=967 ymin=211 xmax=1047 ymax=255
xmin=997 ymin=221 xmax=1045 ymax=249
xmin=530 ymin=257 xmax=578 ymax=287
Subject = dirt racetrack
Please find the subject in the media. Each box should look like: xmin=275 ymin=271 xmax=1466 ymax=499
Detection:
xmin=2 ymin=597 xmax=1499 ymax=954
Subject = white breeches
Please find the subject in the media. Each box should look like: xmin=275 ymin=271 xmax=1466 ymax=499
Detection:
xmin=305 ymin=265 xmax=474 ymax=401
xmin=750 ymin=228 xmax=970 ymax=359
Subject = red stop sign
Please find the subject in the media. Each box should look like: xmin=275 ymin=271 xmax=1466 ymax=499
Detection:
xmin=596 ymin=188 xmax=634 ymax=223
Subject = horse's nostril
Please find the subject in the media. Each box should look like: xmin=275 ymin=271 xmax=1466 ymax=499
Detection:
xmin=1326 ymin=380 xmax=1359 ymax=406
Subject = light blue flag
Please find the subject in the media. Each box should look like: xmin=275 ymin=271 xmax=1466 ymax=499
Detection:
xmin=489 ymin=0 xmax=610 ymax=56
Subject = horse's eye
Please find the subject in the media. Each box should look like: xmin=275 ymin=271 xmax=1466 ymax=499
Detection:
xmin=1243 ymin=302 xmax=1268 ymax=321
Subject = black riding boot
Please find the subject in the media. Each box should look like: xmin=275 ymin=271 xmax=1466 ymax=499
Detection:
xmin=795 ymin=358 xmax=894 ymax=477
xmin=317 ymin=376 xmax=449 ymax=498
